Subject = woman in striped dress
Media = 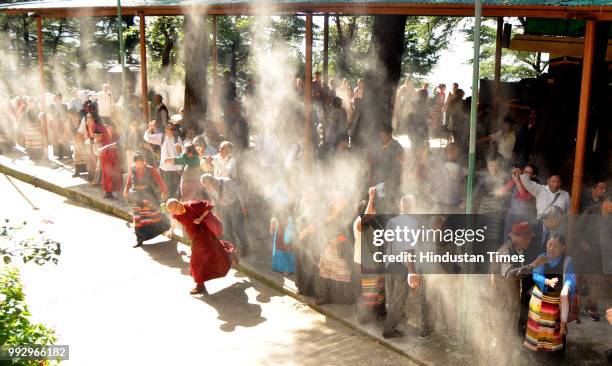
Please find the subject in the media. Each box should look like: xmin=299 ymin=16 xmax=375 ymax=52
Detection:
xmin=524 ymin=234 xmax=576 ymax=362
xmin=24 ymin=110 xmax=46 ymax=161
xmin=315 ymin=192 xmax=355 ymax=305
xmin=123 ymin=152 xmax=170 ymax=247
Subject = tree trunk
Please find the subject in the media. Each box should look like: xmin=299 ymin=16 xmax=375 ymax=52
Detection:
xmin=334 ymin=15 xmax=357 ymax=78
xmin=230 ymin=40 xmax=238 ymax=78
xmin=183 ymin=14 xmax=208 ymax=120
xmin=77 ymin=17 xmax=92 ymax=88
xmin=361 ymin=15 xmax=407 ymax=148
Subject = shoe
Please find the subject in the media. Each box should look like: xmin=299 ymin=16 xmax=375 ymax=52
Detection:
xmin=418 ymin=329 xmax=433 ymax=339
xmin=382 ymin=329 xmax=405 ymax=339
xmin=605 ymin=348 xmax=612 ymax=362
xmin=103 ymin=192 xmax=114 ymax=199
xmin=133 ymin=241 xmax=143 ymax=248
xmin=190 ymin=284 xmax=207 ymax=295
xmin=585 ymin=309 xmax=600 ymax=321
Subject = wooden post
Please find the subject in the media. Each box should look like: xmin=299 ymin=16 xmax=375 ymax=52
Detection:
xmin=570 ymin=20 xmax=597 ymax=214
xmin=305 ymin=13 xmax=313 ymax=165
xmin=138 ymin=12 xmax=149 ymax=123
xmin=494 ymin=17 xmax=503 ymax=85
xmin=323 ymin=14 xmax=329 ymax=83
xmin=492 ymin=17 xmax=503 ymax=121
xmin=36 ymin=16 xmax=45 ymax=102
xmin=211 ymin=15 xmax=218 ymax=120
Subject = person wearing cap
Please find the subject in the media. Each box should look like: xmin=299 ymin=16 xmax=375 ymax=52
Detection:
xmin=169 ymin=113 xmax=185 ymax=140
xmin=144 ymin=119 xmax=183 ymax=198
xmin=122 ymin=152 xmax=170 ymax=247
xmin=210 ymin=141 xmax=237 ymax=180
xmin=494 ymin=221 xmax=544 ymax=336
xmin=201 ymin=173 xmax=250 ymax=257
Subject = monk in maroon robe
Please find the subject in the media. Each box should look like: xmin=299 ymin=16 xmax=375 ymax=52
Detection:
xmin=166 ymin=199 xmax=236 ymax=294
xmin=96 ymin=125 xmax=122 ymax=198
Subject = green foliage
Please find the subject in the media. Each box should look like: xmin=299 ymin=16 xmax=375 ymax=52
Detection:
xmin=147 ymin=16 xmax=183 ymax=80
xmin=216 ymin=16 xmax=252 ymax=84
xmin=403 ymin=17 xmax=462 ymax=76
xmin=0 ymin=219 xmax=61 ymax=266
xmin=463 ymin=19 xmax=548 ymax=81
xmin=0 ymin=267 xmax=58 ymax=366
xmin=0 ymin=219 xmax=60 ymax=365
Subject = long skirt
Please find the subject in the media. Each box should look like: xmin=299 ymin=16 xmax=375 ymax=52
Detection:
xmin=73 ymin=138 xmax=88 ymax=171
xmin=357 ymin=273 xmax=386 ymax=323
xmin=316 ymin=240 xmax=354 ymax=304
xmin=295 ymin=236 xmax=322 ymax=297
xmin=272 ymin=227 xmax=295 ymax=274
xmin=101 ymin=147 xmax=122 ymax=193
xmin=190 ymin=239 xmax=235 ymax=284
xmin=180 ymin=167 xmax=203 ymax=201
xmin=524 ymin=286 xmax=565 ymax=353
xmin=24 ymin=123 xmax=44 ymax=160
xmin=132 ymin=195 xmax=170 ymax=243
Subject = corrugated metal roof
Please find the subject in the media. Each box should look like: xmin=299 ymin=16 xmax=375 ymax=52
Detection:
xmin=1 ymin=0 xmax=611 ymax=9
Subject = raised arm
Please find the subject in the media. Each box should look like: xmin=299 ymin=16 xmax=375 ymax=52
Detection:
xmin=519 ymin=173 xmax=542 ymax=197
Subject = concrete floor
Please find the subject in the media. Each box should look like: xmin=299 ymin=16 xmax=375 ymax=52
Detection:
xmin=2 ymin=174 xmax=414 ymax=366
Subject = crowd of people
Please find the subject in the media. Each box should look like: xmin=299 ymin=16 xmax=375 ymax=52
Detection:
xmin=0 ymin=71 xmax=610 ymax=363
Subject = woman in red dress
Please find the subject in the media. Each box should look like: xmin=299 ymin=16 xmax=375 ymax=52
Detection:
xmin=166 ymin=199 xmax=236 ymax=295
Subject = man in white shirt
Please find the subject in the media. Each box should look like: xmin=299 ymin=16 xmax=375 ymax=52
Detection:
xmin=519 ymin=170 xmax=570 ymax=217
xmin=97 ymin=84 xmax=113 ymax=123
xmin=144 ymin=120 xmax=183 ymax=198
xmin=211 ymin=141 xmax=238 ymax=180
xmin=382 ymin=195 xmax=420 ymax=339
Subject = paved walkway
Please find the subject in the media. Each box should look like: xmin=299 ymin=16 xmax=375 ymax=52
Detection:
xmin=3 ymin=170 xmax=415 ymax=366
xmin=1 ymin=147 xmax=611 ymax=365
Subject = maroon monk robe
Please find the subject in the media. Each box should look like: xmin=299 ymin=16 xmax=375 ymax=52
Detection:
xmin=100 ymin=131 xmax=122 ymax=193
xmin=173 ymin=200 xmax=235 ymax=284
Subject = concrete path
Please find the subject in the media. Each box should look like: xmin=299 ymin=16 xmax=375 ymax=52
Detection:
xmin=3 ymin=173 xmax=415 ymax=366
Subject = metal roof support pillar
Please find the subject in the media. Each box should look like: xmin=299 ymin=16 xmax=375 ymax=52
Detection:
xmin=466 ymin=0 xmax=481 ymax=215
xmin=570 ymin=20 xmax=597 ymax=214
xmin=305 ymin=12 xmax=313 ymax=168
xmin=323 ymin=14 xmax=329 ymax=83
xmin=36 ymin=16 xmax=45 ymax=104
xmin=138 ymin=12 xmax=149 ymax=124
